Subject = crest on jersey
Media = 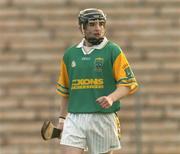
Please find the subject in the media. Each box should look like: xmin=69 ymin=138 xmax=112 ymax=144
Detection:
xmin=71 ymin=60 xmax=76 ymax=68
xmin=94 ymin=57 xmax=104 ymax=72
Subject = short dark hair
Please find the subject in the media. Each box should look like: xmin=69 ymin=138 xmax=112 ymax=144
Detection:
xmin=78 ymin=8 xmax=106 ymax=28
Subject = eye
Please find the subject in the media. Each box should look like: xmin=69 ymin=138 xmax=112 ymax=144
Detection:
xmin=89 ymin=22 xmax=95 ymax=26
xmin=99 ymin=22 xmax=105 ymax=26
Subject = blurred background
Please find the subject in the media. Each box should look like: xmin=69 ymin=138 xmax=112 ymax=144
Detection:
xmin=0 ymin=0 xmax=180 ymax=154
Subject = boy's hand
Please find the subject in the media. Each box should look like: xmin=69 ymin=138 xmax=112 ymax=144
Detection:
xmin=96 ymin=96 xmax=113 ymax=108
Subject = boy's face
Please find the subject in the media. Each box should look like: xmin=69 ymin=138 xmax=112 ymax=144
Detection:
xmin=83 ymin=19 xmax=106 ymax=41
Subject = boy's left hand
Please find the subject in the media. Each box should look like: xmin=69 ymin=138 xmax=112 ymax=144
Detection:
xmin=96 ymin=96 xmax=113 ymax=108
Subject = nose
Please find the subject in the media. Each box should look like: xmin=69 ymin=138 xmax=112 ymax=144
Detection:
xmin=94 ymin=23 xmax=101 ymax=30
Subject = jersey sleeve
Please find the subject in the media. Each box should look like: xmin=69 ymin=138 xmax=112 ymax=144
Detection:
xmin=56 ymin=58 xmax=69 ymax=97
xmin=113 ymin=51 xmax=138 ymax=94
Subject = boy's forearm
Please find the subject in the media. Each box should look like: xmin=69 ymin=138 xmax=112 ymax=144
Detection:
xmin=59 ymin=96 xmax=68 ymax=118
xmin=108 ymin=86 xmax=130 ymax=102
xmin=96 ymin=86 xmax=130 ymax=109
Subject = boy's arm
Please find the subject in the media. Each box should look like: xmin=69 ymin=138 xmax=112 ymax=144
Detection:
xmin=57 ymin=96 xmax=68 ymax=130
xmin=96 ymin=86 xmax=130 ymax=109
xmin=59 ymin=96 xmax=68 ymax=118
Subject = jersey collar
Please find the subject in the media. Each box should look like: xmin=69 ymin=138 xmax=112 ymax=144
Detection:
xmin=76 ymin=37 xmax=108 ymax=50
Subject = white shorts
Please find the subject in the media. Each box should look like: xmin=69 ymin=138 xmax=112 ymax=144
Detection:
xmin=60 ymin=113 xmax=121 ymax=154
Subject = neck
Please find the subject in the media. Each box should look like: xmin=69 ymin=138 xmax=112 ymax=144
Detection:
xmin=84 ymin=37 xmax=104 ymax=46
xmin=84 ymin=39 xmax=93 ymax=47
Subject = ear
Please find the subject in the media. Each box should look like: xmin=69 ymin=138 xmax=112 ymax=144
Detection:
xmin=79 ymin=26 xmax=82 ymax=33
xmin=79 ymin=25 xmax=85 ymax=35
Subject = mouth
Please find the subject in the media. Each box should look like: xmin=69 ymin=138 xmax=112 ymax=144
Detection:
xmin=94 ymin=33 xmax=101 ymax=37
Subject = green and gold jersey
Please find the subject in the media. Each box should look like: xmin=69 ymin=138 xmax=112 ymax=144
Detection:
xmin=57 ymin=39 xmax=138 ymax=113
